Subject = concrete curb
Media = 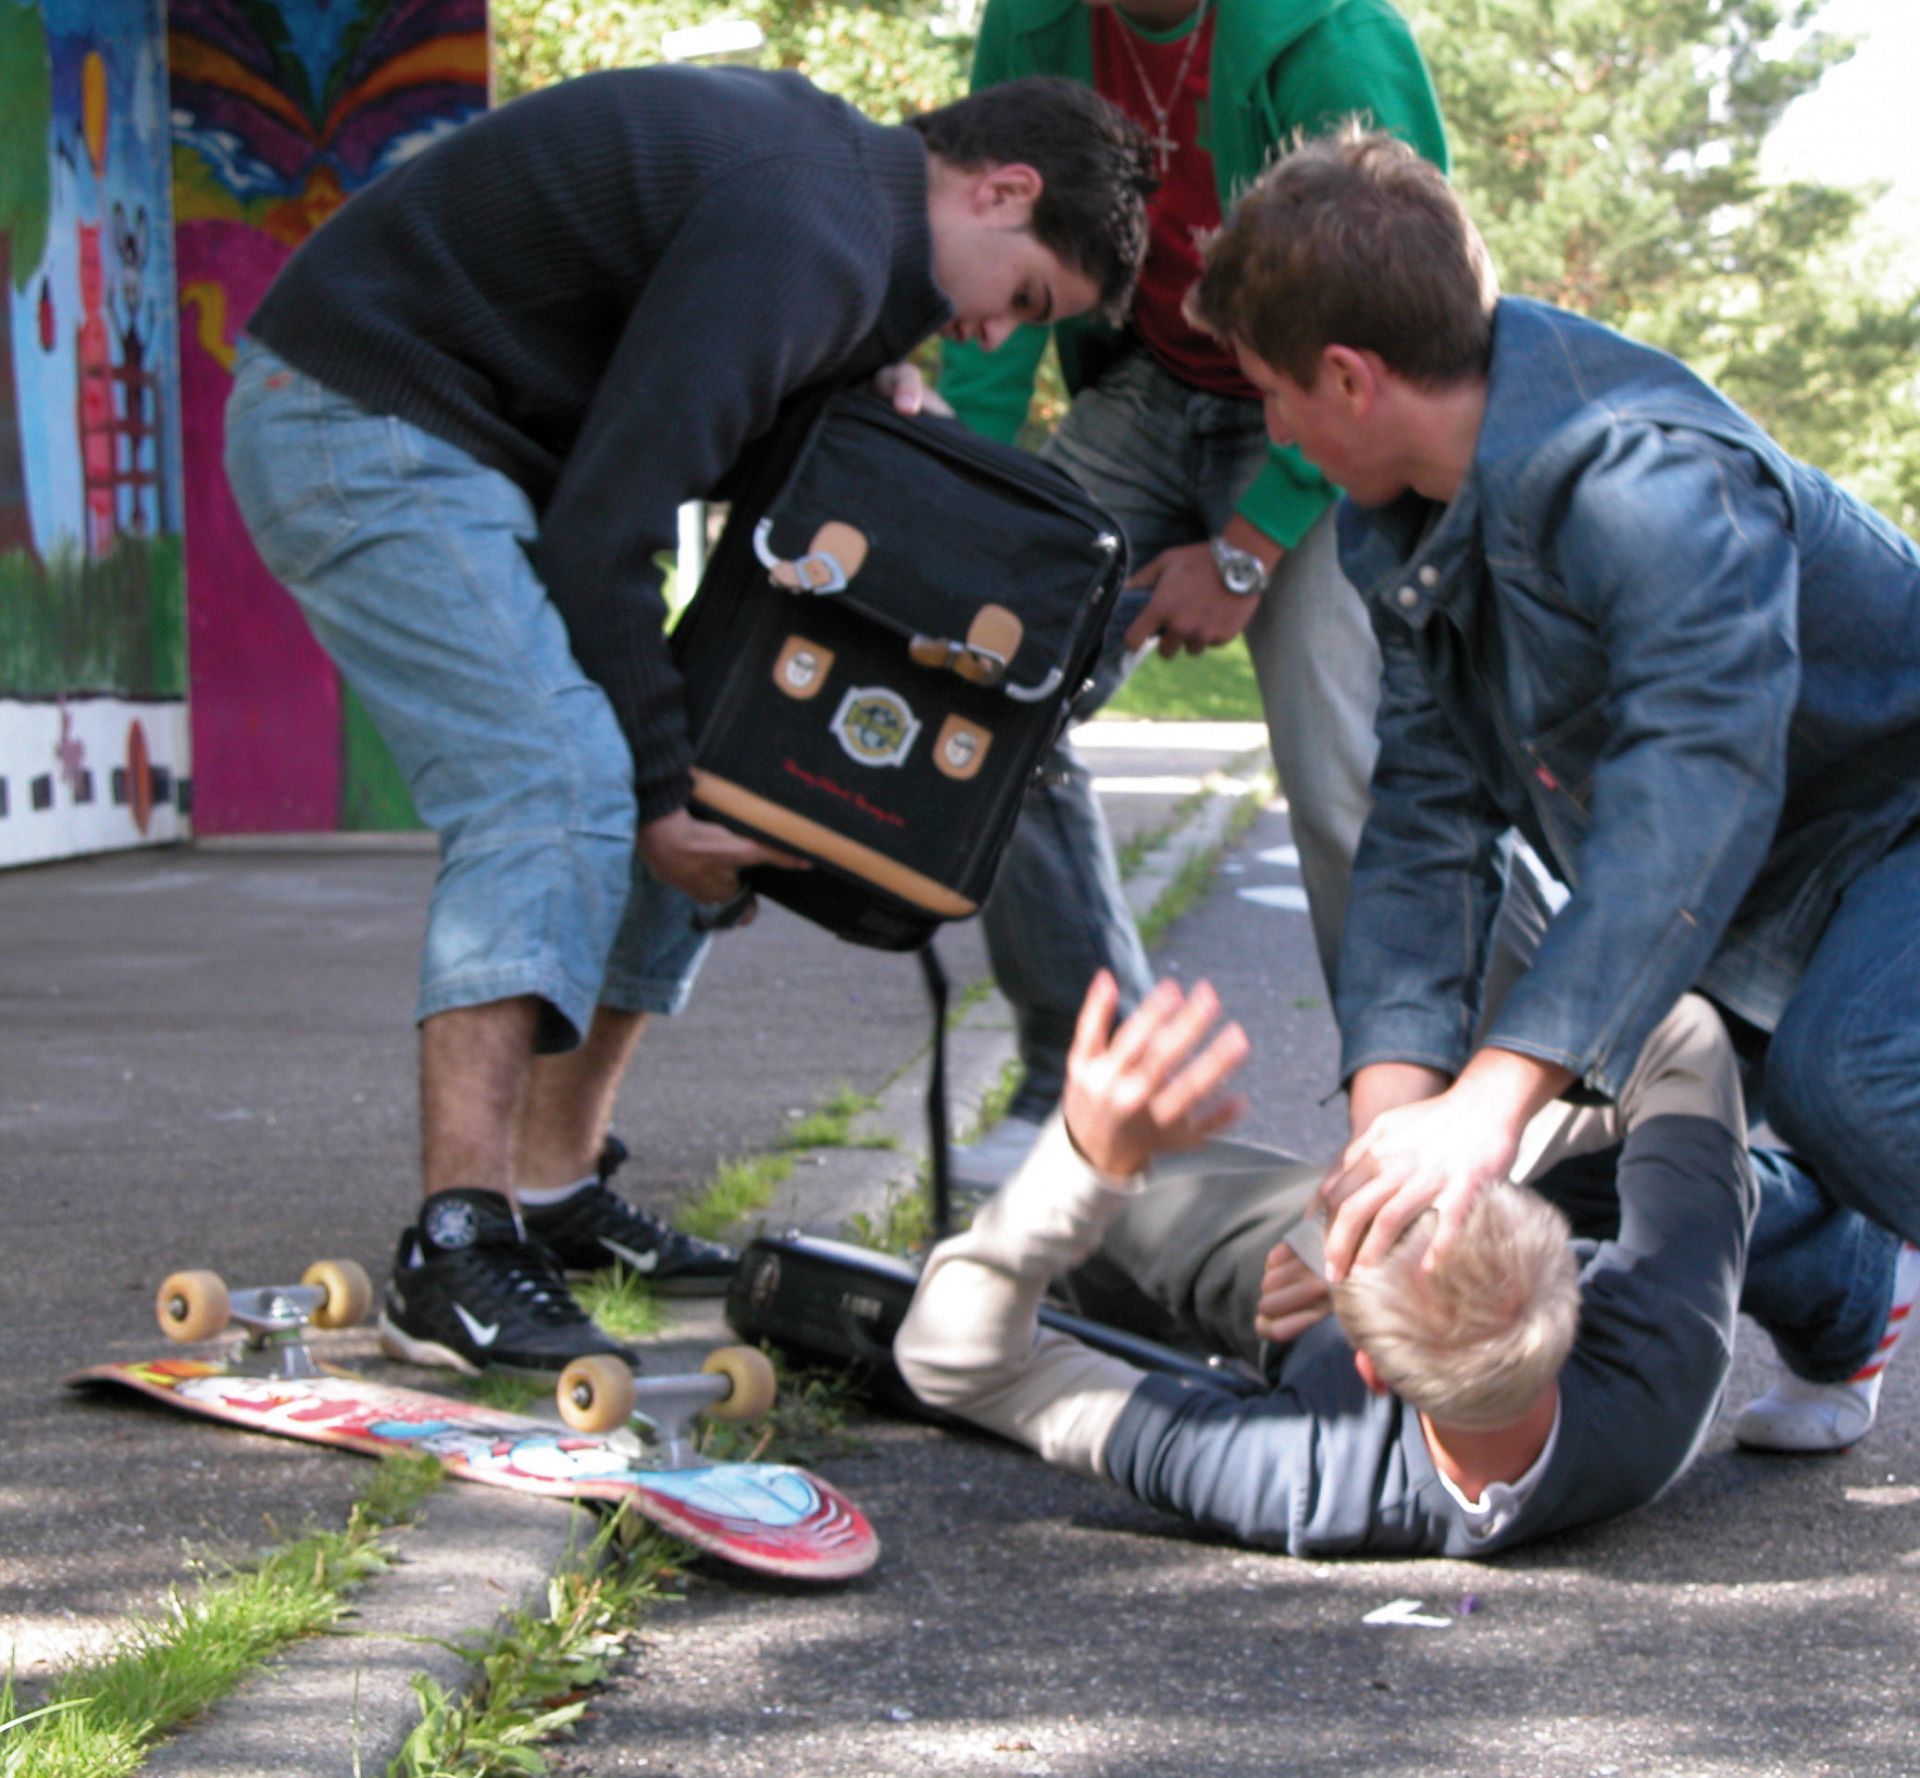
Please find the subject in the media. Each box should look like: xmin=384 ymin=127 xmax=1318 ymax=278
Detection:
xmin=138 ymin=736 xmax=1270 ymax=1776
xmin=140 ymin=1488 xmax=593 ymax=1778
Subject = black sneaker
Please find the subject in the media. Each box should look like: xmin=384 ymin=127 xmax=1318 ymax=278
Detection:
xmin=377 ymin=1187 xmax=634 ymax=1377
xmin=520 ymin=1137 xmax=738 ymax=1297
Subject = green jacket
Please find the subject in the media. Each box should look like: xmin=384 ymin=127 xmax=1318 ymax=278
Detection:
xmin=940 ymin=0 xmax=1448 ymax=549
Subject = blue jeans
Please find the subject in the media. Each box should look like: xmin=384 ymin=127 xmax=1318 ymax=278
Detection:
xmin=1761 ymin=824 xmax=1920 ymax=1253
xmin=222 ymin=339 xmax=710 ymax=1052
xmin=982 ymin=350 xmax=1381 ymax=1116
xmin=1489 ymin=834 xmax=1910 ymax=1383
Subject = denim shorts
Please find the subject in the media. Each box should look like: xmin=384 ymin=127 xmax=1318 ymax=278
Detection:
xmin=222 ymin=338 xmax=709 ymax=1050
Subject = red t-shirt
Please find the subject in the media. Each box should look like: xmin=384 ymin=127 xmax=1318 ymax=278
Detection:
xmin=1091 ymin=5 xmax=1255 ymax=398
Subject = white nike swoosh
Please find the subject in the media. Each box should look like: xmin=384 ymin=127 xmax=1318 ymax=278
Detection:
xmin=453 ymin=1303 xmax=500 ymax=1346
xmin=600 ymin=1238 xmax=661 ymax=1274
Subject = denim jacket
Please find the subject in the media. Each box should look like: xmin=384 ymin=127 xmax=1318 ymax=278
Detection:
xmin=1335 ymin=297 xmax=1920 ymax=1098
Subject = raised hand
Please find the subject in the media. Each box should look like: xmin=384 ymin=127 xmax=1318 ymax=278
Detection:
xmin=1061 ymin=971 xmax=1250 ymax=1179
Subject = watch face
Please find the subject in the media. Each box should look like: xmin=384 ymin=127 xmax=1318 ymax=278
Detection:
xmin=1213 ymin=542 xmax=1264 ymax=594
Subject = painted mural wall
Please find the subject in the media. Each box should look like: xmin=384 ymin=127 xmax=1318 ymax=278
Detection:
xmin=0 ymin=0 xmax=192 ymax=868
xmin=170 ymin=0 xmax=489 ymax=832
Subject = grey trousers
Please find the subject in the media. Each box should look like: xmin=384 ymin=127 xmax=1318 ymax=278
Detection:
xmin=978 ymin=351 xmax=1381 ymax=1116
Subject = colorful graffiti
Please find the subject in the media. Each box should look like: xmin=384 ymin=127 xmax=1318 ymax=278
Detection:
xmin=170 ymin=0 xmax=488 ymax=832
xmin=1 ymin=0 xmax=191 ymax=868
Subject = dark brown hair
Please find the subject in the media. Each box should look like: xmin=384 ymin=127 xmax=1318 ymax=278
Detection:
xmin=908 ymin=77 xmax=1156 ymax=324
xmin=1192 ymin=123 xmax=1495 ymax=386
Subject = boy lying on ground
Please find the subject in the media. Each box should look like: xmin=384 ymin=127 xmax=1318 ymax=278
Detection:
xmin=897 ymin=973 xmax=1906 ymax=1556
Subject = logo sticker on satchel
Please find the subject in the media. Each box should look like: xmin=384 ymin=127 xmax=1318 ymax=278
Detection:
xmin=831 ymin=687 xmax=920 ymax=768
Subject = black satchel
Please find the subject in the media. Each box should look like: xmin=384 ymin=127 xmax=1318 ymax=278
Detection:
xmin=725 ymin=1230 xmax=1263 ymax=1422
xmin=671 ymin=389 xmax=1128 ymax=952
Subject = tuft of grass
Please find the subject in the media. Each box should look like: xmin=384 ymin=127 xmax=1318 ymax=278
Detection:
xmin=695 ymin=1349 xmax=863 ymax=1469
xmin=946 ymin=976 xmax=997 ymax=1026
xmin=843 ymin=1177 xmax=936 ymax=1257
xmin=570 ymin=1266 xmax=669 ymax=1343
xmin=777 ymin=1086 xmax=895 ymax=1153
xmin=460 ymin=1373 xmax=546 ymax=1416
xmin=1114 ymin=817 xmax=1177 ymax=882
xmin=0 ymin=1455 xmax=441 ymax=1778
xmin=676 ymin=1152 xmax=793 ymax=1243
xmin=388 ymin=1356 xmax=857 ymax=1776
xmin=960 ymin=1060 xmax=1024 ymax=1148
xmin=1137 ymin=778 xmax=1270 ymax=950
xmin=390 ymin=1514 xmax=678 ymax=1778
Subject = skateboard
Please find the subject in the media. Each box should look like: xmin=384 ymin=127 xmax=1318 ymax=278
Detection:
xmin=67 ymin=1261 xmax=879 ymax=1583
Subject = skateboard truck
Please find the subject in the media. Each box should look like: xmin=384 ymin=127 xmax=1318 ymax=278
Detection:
xmin=155 ymin=1261 xmax=372 ymax=1380
xmin=556 ymin=1347 xmax=777 ymax=1470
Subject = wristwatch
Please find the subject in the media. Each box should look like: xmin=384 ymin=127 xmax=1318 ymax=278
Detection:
xmin=1209 ymin=536 xmax=1268 ymax=596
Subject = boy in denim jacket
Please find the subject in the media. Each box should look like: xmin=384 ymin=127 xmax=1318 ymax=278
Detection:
xmin=1187 ymin=125 xmax=1920 ymax=1450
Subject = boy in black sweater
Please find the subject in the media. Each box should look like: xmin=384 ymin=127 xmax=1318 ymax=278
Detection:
xmin=225 ymin=65 xmax=1153 ymax=1376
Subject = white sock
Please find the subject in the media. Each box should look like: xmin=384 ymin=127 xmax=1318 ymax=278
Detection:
xmin=1736 ymin=1242 xmax=1920 ymax=1451
xmin=517 ymin=1174 xmax=597 ymax=1210
xmin=1847 ymin=1240 xmax=1920 ymax=1397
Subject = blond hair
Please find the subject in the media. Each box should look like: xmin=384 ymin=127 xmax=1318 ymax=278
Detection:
xmin=1331 ymin=1181 xmax=1579 ymax=1432
xmin=1190 ymin=122 xmax=1497 ymax=388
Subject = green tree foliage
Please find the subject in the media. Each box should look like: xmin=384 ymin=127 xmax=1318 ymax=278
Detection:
xmin=490 ymin=0 xmax=969 ymax=121
xmin=489 ymin=0 xmax=1918 ymax=528
xmin=1405 ymin=0 xmax=1920 ymax=528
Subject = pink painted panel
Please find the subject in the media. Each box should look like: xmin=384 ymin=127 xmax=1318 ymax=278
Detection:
xmin=177 ymin=219 xmax=340 ymax=831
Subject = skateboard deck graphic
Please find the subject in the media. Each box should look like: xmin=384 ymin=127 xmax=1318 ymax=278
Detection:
xmin=71 ymin=1357 xmax=878 ymax=1582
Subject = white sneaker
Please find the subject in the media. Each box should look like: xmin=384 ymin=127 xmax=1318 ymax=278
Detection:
xmin=1735 ymin=1242 xmax=1920 ymax=1453
xmin=948 ymin=1115 xmax=1047 ymax=1196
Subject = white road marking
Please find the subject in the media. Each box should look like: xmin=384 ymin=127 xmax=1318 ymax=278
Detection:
xmin=1238 ymin=885 xmax=1310 ymax=912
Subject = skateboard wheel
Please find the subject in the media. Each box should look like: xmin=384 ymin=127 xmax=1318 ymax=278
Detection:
xmin=156 ymin=1269 xmax=230 ymax=1342
xmin=557 ymin=1353 xmax=636 ymax=1434
xmin=701 ymin=1344 xmax=777 ymax=1421
xmin=301 ymin=1259 xmax=373 ymax=1329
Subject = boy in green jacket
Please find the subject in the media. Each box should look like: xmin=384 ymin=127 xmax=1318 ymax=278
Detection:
xmin=942 ymin=0 xmax=1449 ymax=1192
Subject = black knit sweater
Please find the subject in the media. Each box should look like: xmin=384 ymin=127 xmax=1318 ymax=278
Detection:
xmin=248 ymin=66 xmax=951 ymax=821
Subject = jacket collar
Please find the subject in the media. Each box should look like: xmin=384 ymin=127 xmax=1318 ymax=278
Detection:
xmin=1008 ymin=0 xmax=1350 ymax=82
xmin=863 ymin=124 xmax=952 ymax=362
xmin=1338 ymin=479 xmax=1481 ymax=628
xmin=1339 ymin=299 xmax=1601 ymax=623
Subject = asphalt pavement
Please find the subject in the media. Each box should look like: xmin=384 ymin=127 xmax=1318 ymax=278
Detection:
xmin=4 ymin=716 xmax=1918 ymax=1777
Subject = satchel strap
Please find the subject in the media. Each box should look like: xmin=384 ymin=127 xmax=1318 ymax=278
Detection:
xmin=906 ymin=604 xmax=1025 ymax=687
xmin=754 ymin=519 xmax=870 ymax=594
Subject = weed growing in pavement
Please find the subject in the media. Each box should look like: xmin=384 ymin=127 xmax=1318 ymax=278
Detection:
xmin=461 ymin=1372 xmax=546 ymax=1415
xmin=571 ymin=1265 xmax=669 ymax=1342
xmin=1137 ymin=776 xmax=1270 ymax=951
xmin=389 ymin=1513 xmax=679 ymax=1778
xmin=844 ymin=1176 xmax=936 ymax=1256
xmin=696 ymin=1349 xmax=864 ymax=1468
xmin=0 ymin=1455 xmax=441 ymax=1778
xmin=778 ymin=1085 xmax=895 ymax=1152
xmin=389 ymin=1353 xmax=859 ymax=1776
xmin=676 ymin=1151 xmax=793 ymax=1242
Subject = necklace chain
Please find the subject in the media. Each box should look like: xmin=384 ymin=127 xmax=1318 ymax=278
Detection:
xmin=1113 ymin=0 xmax=1212 ymax=179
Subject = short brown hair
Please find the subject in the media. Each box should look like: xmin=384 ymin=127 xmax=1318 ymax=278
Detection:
xmin=1190 ymin=123 xmax=1496 ymax=387
xmin=908 ymin=77 xmax=1156 ymax=324
xmin=1331 ymin=1181 xmax=1579 ymax=1432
